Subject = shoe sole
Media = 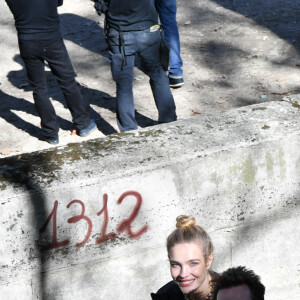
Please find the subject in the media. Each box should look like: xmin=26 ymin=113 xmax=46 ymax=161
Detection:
xmin=170 ymin=82 xmax=184 ymax=88
xmin=46 ymin=139 xmax=59 ymax=145
xmin=79 ymin=124 xmax=97 ymax=137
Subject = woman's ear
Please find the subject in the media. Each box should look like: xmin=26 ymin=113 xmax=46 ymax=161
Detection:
xmin=206 ymin=252 xmax=214 ymax=269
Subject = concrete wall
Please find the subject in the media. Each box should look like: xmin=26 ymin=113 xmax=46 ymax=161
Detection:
xmin=0 ymin=100 xmax=300 ymax=300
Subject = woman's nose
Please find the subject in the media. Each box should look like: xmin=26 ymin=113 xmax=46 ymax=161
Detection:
xmin=180 ymin=266 xmax=189 ymax=277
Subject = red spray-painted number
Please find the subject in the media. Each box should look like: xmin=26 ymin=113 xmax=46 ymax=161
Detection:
xmin=40 ymin=191 xmax=148 ymax=250
xmin=96 ymin=194 xmax=117 ymax=244
xmin=117 ymin=191 xmax=149 ymax=239
xmin=39 ymin=200 xmax=70 ymax=251
xmin=67 ymin=199 xmax=92 ymax=248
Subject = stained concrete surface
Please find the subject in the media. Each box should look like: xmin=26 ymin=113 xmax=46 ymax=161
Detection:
xmin=1 ymin=0 xmax=300 ymax=156
xmin=0 ymin=101 xmax=300 ymax=299
xmin=1 ymin=1 xmax=300 ymax=299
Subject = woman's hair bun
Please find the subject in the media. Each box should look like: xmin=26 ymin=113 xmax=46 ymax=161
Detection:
xmin=176 ymin=215 xmax=196 ymax=229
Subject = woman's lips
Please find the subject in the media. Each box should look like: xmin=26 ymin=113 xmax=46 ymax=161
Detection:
xmin=178 ymin=279 xmax=194 ymax=287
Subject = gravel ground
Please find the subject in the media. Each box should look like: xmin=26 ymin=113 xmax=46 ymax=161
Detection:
xmin=1 ymin=0 xmax=300 ymax=157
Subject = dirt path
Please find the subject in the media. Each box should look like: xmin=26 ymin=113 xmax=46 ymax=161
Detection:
xmin=1 ymin=0 xmax=300 ymax=157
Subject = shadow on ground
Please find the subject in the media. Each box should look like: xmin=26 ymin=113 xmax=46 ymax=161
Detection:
xmin=5 ymin=53 xmax=157 ymax=139
xmin=210 ymin=0 xmax=300 ymax=52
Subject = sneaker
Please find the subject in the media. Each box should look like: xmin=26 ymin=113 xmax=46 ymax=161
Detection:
xmin=169 ymin=77 xmax=184 ymax=88
xmin=78 ymin=120 xmax=97 ymax=137
xmin=45 ymin=136 xmax=59 ymax=145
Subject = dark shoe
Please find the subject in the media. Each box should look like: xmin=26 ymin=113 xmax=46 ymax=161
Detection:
xmin=45 ymin=136 xmax=59 ymax=145
xmin=169 ymin=77 xmax=184 ymax=88
xmin=78 ymin=120 xmax=97 ymax=137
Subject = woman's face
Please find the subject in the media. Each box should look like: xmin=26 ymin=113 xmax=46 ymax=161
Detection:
xmin=169 ymin=242 xmax=213 ymax=295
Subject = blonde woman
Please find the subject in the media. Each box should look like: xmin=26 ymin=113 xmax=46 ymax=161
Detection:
xmin=151 ymin=215 xmax=218 ymax=300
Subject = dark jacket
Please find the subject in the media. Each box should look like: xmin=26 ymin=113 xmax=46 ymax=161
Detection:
xmin=151 ymin=271 xmax=219 ymax=300
xmin=106 ymin=0 xmax=158 ymax=31
xmin=5 ymin=0 xmax=62 ymax=40
xmin=151 ymin=281 xmax=185 ymax=300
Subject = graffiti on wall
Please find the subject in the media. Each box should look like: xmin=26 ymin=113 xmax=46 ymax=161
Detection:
xmin=39 ymin=191 xmax=148 ymax=251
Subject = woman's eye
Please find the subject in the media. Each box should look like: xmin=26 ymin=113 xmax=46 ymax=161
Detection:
xmin=170 ymin=263 xmax=179 ymax=268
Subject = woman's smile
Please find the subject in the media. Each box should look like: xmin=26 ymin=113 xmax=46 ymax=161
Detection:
xmin=178 ymin=279 xmax=195 ymax=287
xmin=169 ymin=242 xmax=213 ymax=295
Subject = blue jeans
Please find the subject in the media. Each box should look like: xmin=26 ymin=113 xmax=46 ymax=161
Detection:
xmin=107 ymin=28 xmax=177 ymax=132
xmin=156 ymin=0 xmax=183 ymax=77
xmin=18 ymin=38 xmax=90 ymax=138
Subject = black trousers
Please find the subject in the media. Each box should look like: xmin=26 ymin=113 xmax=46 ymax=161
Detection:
xmin=18 ymin=38 xmax=90 ymax=138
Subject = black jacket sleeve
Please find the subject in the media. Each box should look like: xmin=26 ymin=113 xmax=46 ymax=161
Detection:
xmin=151 ymin=281 xmax=185 ymax=300
xmin=58 ymin=0 xmax=63 ymax=7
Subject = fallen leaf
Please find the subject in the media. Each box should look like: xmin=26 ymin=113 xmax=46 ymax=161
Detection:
xmin=276 ymin=78 xmax=288 ymax=82
xmin=280 ymin=84 xmax=288 ymax=88
xmin=0 ymin=148 xmax=21 ymax=155
xmin=246 ymin=55 xmax=258 ymax=59
xmin=191 ymin=110 xmax=201 ymax=116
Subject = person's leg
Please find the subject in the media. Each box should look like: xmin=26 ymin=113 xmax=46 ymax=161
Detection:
xmin=44 ymin=39 xmax=91 ymax=131
xmin=18 ymin=39 xmax=59 ymax=139
xmin=149 ymin=66 xmax=177 ymax=123
xmin=138 ymin=29 xmax=177 ymax=124
xmin=111 ymin=53 xmax=137 ymax=132
xmin=156 ymin=0 xmax=183 ymax=84
xmin=107 ymin=30 xmax=138 ymax=132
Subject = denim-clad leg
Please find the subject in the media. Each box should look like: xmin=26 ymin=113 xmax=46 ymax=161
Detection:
xmin=156 ymin=0 xmax=183 ymax=77
xmin=19 ymin=39 xmax=59 ymax=138
xmin=110 ymin=52 xmax=137 ymax=132
xmin=108 ymin=28 xmax=176 ymax=132
xmin=138 ymin=30 xmax=177 ymax=123
xmin=148 ymin=66 xmax=177 ymax=123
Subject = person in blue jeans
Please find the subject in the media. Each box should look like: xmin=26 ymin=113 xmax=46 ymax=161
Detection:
xmin=5 ymin=0 xmax=97 ymax=145
xmin=95 ymin=0 xmax=177 ymax=132
xmin=156 ymin=0 xmax=184 ymax=88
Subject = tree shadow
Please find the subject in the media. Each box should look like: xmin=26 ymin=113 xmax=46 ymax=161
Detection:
xmin=7 ymin=12 xmax=160 ymax=133
xmin=6 ymin=55 xmax=118 ymax=135
xmin=199 ymin=41 xmax=249 ymax=75
xmin=230 ymin=96 xmax=269 ymax=107
xmin=0 ymin=155 xmax=51 ymax=299
xmin=210 ymin=0 xmax=300 ymax=52
xmin=60 ymin=13 xmax=108 ymax=56
xmin=0 ymin=89 xmax=43 ymax=140
xmin=78 ymin=84 xmax=158 ymax=130
xmin=0 ymin=85 xmax=82 ymax=139
xmin=182 ymin=0 xmax=299 ymax=75
xmin=181 ymin=1 xmax=300 ymax=71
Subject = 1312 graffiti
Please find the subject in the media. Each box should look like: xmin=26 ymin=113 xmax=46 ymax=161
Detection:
xmin=39 ymin=191 xmax=148 ymax=251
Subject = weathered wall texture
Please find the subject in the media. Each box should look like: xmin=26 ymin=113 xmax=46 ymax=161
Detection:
xmin=0 ymin=101 xmax=300 ymax=300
